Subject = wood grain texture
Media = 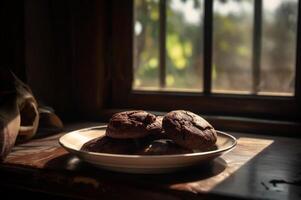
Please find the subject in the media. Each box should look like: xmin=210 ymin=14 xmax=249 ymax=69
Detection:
xmin=25 ymin=0 xmax=74 ymax=116
xmin=1 ymin=122 xmax=300 ymax=199
xmin=111 ymin=0 xmax=133 ymax=107
xmin=25 ymin=0 xmax=109 ymax=119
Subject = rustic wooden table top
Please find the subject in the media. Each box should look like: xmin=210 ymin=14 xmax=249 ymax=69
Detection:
xmin=0 ymin=122 xmax=300 ymax=200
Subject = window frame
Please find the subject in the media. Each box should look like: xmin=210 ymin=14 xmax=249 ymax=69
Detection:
xmin=110 ymin=0 xmax=301 ymax=121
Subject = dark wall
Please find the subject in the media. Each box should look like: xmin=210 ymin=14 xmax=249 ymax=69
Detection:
xmin=0 ymin=0 xmax=110 ymax=118
xmin=1 ymin=0 xmax=110 ymax=120
xmin=0 ymin=0 xmax=26 ymax=81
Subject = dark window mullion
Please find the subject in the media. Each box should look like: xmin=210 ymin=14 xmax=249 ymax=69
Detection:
xmin=203 ymin=0 xmax=213 ymax=94
xmin=159 ymin=0 xmax=166 ymax=88
xmin=252 ymin=0 xmax=262 ymax=94
xmin=295 ymin=0 xmax=301 ymax=100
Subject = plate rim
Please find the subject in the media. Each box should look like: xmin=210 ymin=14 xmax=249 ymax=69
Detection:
xmin=59 ymin=125 xmax=237 ymax=158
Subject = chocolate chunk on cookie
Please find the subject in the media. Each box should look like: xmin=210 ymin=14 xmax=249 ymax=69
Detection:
xmin=162 ymin=110 xmax=217 ymax=150
xmin=139 ymin=139 xmax=193 ymax=155
xmin=146 ymin=116 xmax=167 ymax=139
xmin=106 ymin=110 xmax=156 ymax=139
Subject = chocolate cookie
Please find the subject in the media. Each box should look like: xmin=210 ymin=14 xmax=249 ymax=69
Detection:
xmin=162 ymin=110 xmax=217 ymax=150
xmin=106 ymin=110 xmax=156 ymax=139
xmin=81 ymin=136 xmax=141 ymax=154
xmin=139 ymin=139 xmax=192 ymax=155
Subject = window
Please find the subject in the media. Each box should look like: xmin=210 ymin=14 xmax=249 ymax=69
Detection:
xmin=111 ymin=0 xmax=301 ymax=120
xmin=133 ymin=0 xmax=205 ymax=91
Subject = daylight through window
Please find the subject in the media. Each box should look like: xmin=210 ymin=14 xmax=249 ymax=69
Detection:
xmin=133 ymin=0 xmax=298 ymax=96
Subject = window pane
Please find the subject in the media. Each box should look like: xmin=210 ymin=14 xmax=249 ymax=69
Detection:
xmin=260 ymin=0 xmax=298 ymax=96
xmin=133 ymin=0 xmax=298 ymax=95
xmin=133 ymin=0 xmax=160 ymax=89
xmin=212 ymin=0 xmax=254 ymax=94
xmin=165 ymin=0 xmax=204 ymax=91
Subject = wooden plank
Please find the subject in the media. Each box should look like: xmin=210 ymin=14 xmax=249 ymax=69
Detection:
xmin=111 ymin=0 xmax=133 ymax=106
xmin=70 ymin=0 xmax=108 ymax=118
xmin=25 ymin=0 xmax=108 ymax=119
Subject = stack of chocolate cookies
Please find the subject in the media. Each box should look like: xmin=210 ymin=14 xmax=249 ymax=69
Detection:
xmin=81 ymin=110 xmax=217 ymax=155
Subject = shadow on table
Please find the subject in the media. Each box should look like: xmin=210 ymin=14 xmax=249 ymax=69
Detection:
xmin=45 ymin=153 xmax=227 ymax=184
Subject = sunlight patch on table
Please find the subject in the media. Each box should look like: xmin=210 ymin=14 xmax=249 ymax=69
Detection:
xmin=170 ymin=137 xmax=274 ymax=193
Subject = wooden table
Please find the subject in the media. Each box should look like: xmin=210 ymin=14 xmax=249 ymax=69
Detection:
xmin=0 ymin=122 xmax=300 ymax=200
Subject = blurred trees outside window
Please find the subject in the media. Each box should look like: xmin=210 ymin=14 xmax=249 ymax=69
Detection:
xmin=260 ymin=0 xmax=297 ymax=95
xmin=133 ymin=0 xmax=298 ymax=96
xmin=212 ymin=0 xmax=253 ymax=93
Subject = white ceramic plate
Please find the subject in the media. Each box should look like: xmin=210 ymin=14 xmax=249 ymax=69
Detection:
xmin=59 ymin=126 xmax=237 ymax=174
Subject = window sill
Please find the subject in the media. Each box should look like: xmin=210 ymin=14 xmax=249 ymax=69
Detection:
xmin=98 ymin=109 xmax=301 ymax=137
